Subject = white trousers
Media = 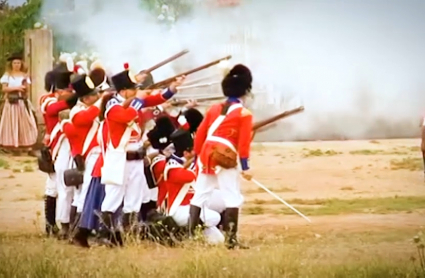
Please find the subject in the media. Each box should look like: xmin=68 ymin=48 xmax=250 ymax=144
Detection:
xmin=55 ymin=139 xmax=75 ymax=223
xmin=173 ymin=205 xmax=224 ymax=244
xmin=75 ymin=148 xmax=100 ymax=213
xmin=149 ymin=187 xmax=158 ymax=202
xmin=206 ymin=189 xmax=226 ymax=213
xmin=44 ymin=173 xmax=58 ymax=197
xmin=101 ymin=159 xmax=149 ymax=213
xmin=191 ymin=168 xmax=244 ymax=208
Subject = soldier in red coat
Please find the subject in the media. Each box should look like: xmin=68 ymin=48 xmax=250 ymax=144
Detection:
xmin=146 ymin=116 xmax=177 ymax=218
xmin=68 ymin=74 xmax=103 ymax=227
xmin=99 ymin=65 xmax=184 ymax=243
xmin=189 ymin=64 xmax=254 ymax=249
xmin=39 ymin=65 xmax=79 ymax=237
xmin=165 ymin=128 xmax=224 ymax=244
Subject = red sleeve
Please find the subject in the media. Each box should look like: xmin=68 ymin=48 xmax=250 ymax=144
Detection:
xmin=194 ymin=107 xmax=211 ymax=155
xmin=72 ymin=106 xmax=100 ymax=126
xmin=45 ymin=100 xmax=69 ymax=116
xmin=237 ymin=109 xmax=253 ymax=160
xmin=142 ymin=93 xmax=169 ymax=108
xmin=107 ymin=105 xmax=138 ymax=123
xmin=152 ymin=160 xmax=166 ymax=180
xmin=168 ymin=168 xmax=196 ymax=184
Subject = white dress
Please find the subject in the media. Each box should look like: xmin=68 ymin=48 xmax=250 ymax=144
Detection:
xmin=0 ymin=73 xmax=38 ymax=148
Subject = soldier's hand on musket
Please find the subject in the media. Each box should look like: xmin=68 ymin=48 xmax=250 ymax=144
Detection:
xmin=169 ymin=75 xmax=186 ymax=93
xmin=184 ymin=99 xmax=198 ymax=109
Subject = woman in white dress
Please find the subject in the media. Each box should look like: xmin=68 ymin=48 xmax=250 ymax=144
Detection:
xmin=0 ymin=53 xmax=38 ymax=153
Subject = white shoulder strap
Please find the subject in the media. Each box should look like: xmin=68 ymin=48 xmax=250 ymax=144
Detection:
xmin=164 ymin=159 xmax=183 ymax=181
xmin=98 ymin=121 xmax=105 ymax=158
xmin=82 ymin=120 xmax=100 ymax=156
xmin=207 ymin=103 xmax=243 ymax=138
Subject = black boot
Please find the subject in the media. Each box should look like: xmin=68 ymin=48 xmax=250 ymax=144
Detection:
xmin=99 ymin=211 xmax=123 ymax=247
xmin=69 ymin=206 xmax=77 ymax=228
xmin=139 ymin=201 xmax=157 ymax=222
xmin=58 ymin=223 xmax=70 ymax=240
xmin=188 ymin=205 xmax=201 ymax=238
xmin=44 ymin=195 xmax=59 ymax=236
xmin=72 ymin=227 xmax=91 ymax=248
xmin=122 ymin=213 xmax=131 ymax=233
xmin=223 ymin=208 xmax=249 ymax=250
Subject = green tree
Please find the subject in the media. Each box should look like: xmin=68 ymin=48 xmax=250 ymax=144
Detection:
xmin=0 ymin=0 xmax=43 ymax=74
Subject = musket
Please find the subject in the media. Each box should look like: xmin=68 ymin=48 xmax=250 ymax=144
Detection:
xmin=169 ymin=96 xmax=226 ymax=106
xmin=252 ymin=106 xmax=305 ymax=131
xmin=147 ymin=55 xmax=232 ymax=89
xmin=140 ymin=49 xmax=189 ymax=74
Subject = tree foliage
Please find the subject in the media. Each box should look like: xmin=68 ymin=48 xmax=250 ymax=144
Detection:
xmin=0 ymin=0 xmax=43 ymax=73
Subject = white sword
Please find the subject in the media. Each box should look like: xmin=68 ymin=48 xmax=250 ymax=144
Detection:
xmin=248 ymin=178 xmax=312 ymax=223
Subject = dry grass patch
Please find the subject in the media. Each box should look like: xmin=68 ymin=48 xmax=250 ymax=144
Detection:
xmin=349 ymin=149 xmax=408 ymax=155
xmin=0 ymin=229 xmax=422 ymax=278
xmin=390 ymin=157 xmax=423 ymax=171
xmin=244 ymin=186 xmax=296 ymax=194
xmin=245 ymin=196 xmax=425 ymax=216
xmin=303 ymin=149 xmax=341 ymax=157
xmin=340 ymin=186 xmax=354 ymax=191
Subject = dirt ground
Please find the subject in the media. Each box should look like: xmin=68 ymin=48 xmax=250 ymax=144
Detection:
xmin=0 ymin=138 xmax=424 ymax=235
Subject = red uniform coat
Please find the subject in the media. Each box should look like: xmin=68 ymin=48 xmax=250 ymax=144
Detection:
xmin=164 ymin=157 xmax=196 ymax=212
xmin=105 ymin=91 xmax=174 ymax=148
xmin=61 ymin=120 xmax=78 ymax=157
xmin=70 ymin=102 xmax=100 ymax=158
xmin=150 ymin=155 xmax=167 ymax=208
xmin=91 ymin=121 xmax=109 ymax=177
xmin=194 ymin=100 xmax=253 ymax=174
xmin=39 ymin=93 xmax=69 ymax=136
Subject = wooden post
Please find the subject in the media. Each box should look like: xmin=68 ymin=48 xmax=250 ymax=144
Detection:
xmin=24 ymin=29 xmax=53 ymax=149
xmin=24 ymin=28 xmax=53 ymax=109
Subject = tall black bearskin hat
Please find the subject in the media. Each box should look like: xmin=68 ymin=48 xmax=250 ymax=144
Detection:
xmin=71 ymin=74 xmax=97 ymax=98
xmin=221 ymin=64 xmax=253 ymax=98
xmin=44 ymin=71 xmax=56 ymax=92
xmin=181 ymin=108 xmax=204 ymax=134
xmin=111 ymin=63 xmax=137 ymax=92
xmin=52 ymin=56 xmax=75 ymax=90
xmin=147 ymin=116 xmax=176 ymax=150
xmin=170 ymin=128 xmax=193 ymax=154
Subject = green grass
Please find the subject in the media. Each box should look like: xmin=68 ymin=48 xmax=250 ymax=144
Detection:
xmin=0 ymin=157 xmax=10 ymax=169
xmin=245 ymin=196 xmax=425 ymax=216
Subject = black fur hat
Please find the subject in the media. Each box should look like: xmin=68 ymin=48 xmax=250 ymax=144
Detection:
xmin=147 ymin=116 xmax=176 ymax=150
xmin=182 ymin=108 xmax=204 ymax=134
xmin=170 ymin=128 xmax=193 ymax=153
xmin=44 ymin=71 xmax=55 ymax=92
xmin=71 ymin=74 xmax=96 ymax=98
xmin=221 ymin=64 xmax=252 ymax=98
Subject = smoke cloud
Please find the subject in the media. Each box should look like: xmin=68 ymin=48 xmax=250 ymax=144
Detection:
xmin=40 ymin=0 xmax=425 ymax=141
